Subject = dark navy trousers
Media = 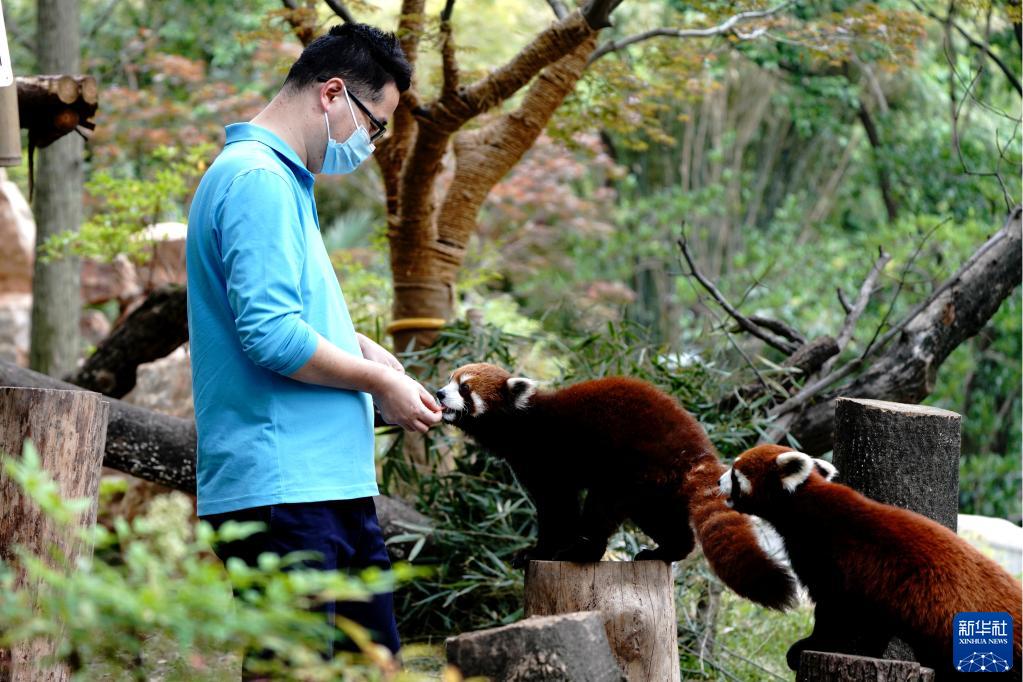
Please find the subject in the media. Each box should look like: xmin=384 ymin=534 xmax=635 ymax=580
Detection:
xmin=202 ymin=497 xmax=401 ymax=658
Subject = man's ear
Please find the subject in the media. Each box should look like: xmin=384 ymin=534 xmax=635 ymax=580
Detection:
xmin=776 ymin=451 xmax=814 ymax=492
xmin=814 ymin=458 xmax=838 ymax=481
xmin=506 ymin=377 xmax=537 ymax=410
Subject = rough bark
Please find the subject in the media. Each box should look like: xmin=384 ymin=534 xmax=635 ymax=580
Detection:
xmin=524 ymin=560 xmax=680 ymax=682
xmin=0 ymin=387 xmax=109 ymax=682
xmin=387 ymin=10 xmax=602 ymax=350
xmin=788 ymin=207 xmax=1022 ymax=454
xmin=832 ymin=397 xmax=961 ymax=661
xmin=29 ymin=0 xmax=83 ymax=379
xmin=0 ymin=359 xmax=197 ymax=492
xmin=67 ymin=285 xmax=188 ymax=398
xmin=797 ymin=651 xmax=934 ymax=681
xmin=445 ymin=611 xmax=624 ymax=682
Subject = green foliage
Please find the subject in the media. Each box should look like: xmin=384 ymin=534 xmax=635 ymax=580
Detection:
xmin=38 ymin=144 xmax=214 ymax=265
xmin=960 ymin=453 xmax=1023 ymax=525
xmin=0 ymin=440 xmax=427 ymax=681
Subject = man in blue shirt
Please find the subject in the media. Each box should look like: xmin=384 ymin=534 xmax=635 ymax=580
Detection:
xmin=186 ymin=22 xmax=440 ymax=675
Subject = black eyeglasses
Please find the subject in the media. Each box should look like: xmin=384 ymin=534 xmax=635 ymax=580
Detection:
xmin=317 ymin=77 xmax=387 ymax=142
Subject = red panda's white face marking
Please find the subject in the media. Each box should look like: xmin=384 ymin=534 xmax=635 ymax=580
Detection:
xmin=436 ymin=363 xmax=537 ymax=425
xmin=719 ymin=445 xmax=839 ymax=513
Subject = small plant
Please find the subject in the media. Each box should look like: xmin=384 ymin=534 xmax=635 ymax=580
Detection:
xmin=0 ymin=440 xmax=431 ymax=681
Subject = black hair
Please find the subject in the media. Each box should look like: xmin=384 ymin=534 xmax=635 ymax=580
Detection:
xmin=283 ymin=23 xmax=412 ymax=101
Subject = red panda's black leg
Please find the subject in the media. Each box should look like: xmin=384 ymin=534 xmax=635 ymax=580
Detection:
xmin=551 ymin=486 xmax=628 ymax=562
xmin=787 ymin=601 xmax=890 ymax=671
xmin=631 ymin=498 xmax=695 ymax=562
xmin=512 ymin=478 xmax=583 ymax=566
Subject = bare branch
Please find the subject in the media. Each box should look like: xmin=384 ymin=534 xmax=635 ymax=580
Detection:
xmin=547 ymin=0 xmax=569 ymax=20
xmin=768 ymin=210 xmax=1019 ymax=421
xmin=440 ymin=0 xmax=459 ymax=98
xmin=837 ymin=288 xmax=853 ymax=315
xmin=821 ymin=248 xmax=891 ymax=375
xmin=678 ymin=235 xmax=799 ymax=355
xmin=909 ymin=0 xmax=1022 ymax=94
xmin=324 ymin=0 xmax=355 ymax=23
xmin=588 ymin=2 xmax=791 ymax=63
xmin=582 ymin=0 xmax=625 ymax=30
xmin=748 ymin=315 xmax=807 ymax=346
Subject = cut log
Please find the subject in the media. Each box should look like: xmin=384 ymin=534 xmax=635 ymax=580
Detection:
xmin=833 ymin=398 xmax=961 ymax=531
xmin=797 ymin=651 xmax=935 ymax=681
xmin=445 ymin=611 xmax=624 ymax=682
xmin=524 ymin=560 xmax=680 ymax=682
xmin=0 ymin=387 xmax=110 ymax=682
xmin=833 ymin=397 xmax=961 ymax=662
xmin=16 ymin=74 xmax=99 ymax=151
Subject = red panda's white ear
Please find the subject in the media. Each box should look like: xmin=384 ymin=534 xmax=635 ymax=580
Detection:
xmin=776 ymin=451 xmax=814 ymax=492
xmin=814 ymin=458 xmax=838 ymax=481
xmin=506 ymin=378 xmax=537 ymax=410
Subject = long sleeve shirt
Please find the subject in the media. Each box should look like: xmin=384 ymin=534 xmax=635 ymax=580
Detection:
xmin=185 ymin=122 xmax=376 ymax=516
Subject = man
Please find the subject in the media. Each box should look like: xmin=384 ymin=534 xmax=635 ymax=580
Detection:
xmin=185 ymin=22 xmax=440 ymax=673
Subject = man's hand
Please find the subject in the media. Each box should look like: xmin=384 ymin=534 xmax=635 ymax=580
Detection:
xmin=372 ymin=370 xmax=442 ymax=434
xmin=357 ymin=333 xmax=404 ymax=374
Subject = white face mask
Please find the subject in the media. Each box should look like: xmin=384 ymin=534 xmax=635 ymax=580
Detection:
xmin=320 ymin=86 xmax=375 ymax=175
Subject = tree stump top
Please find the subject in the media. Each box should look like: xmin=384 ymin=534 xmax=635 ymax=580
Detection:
xmin=835 ymin=397 xmax=959 ymax=419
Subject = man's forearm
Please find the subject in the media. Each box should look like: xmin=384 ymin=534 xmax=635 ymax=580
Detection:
xmin=286 ymin=333 xmax=387 ymax=393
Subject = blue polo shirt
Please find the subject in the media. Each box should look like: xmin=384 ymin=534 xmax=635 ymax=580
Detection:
xmin=186 ymin=122 xmax=377 ymax=516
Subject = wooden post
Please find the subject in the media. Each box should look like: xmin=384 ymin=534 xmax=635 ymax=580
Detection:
xmin=833 ymin=398 xmax=961 ymax=531
xmin=0 ymin=387 xmax=110 ymax=682
xmin=0 ymin=83 xmax=20 ymax=166
xmin=833 ymin=397 xmax=961 ymax=662
xmin=525 ymin=561 xmax=680 ymax=682
xmin=797 ymin=651 xmax=934 ymax=681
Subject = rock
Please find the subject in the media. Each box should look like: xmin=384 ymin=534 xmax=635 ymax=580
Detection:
xmin=373 ymin=494 xmax=434 ymax=561
xmin=134 ymin=222 xmax=186 ymax=291
xmin=446 ymin=611 xmax=624 ymax=682
xmin=80 ymin=309 xmax=112 ymax=349
xmin=0 ymin=171 xmax=35 ymax=295
xmin=121 ymin=345 xmax=193 ymax=420
xmin=80 ymin=254 xmax=142 ymax=306
xmin=958 ymin=514 xmax=1023 ymax=576
xmin=0 ymin=292 xmax=31 ymax=366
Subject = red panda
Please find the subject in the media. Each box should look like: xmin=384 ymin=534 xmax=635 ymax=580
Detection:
xmin=436 ymin=362 xmax=797 ymax=611
xmin=720 ymin=444 xmax=1023 ymax=679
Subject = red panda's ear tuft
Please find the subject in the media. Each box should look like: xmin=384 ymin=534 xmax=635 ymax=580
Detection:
xmin=776 ymin=451 xmax=814 ymax=492
xmin=813 ymin=458 xmax=838 ymax=481
xmin=506 ymin=378 xmax=537 ymax=410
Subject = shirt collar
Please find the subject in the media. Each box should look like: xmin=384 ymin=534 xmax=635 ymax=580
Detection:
xmin=224 ymin=122 xmax=315 ymax=187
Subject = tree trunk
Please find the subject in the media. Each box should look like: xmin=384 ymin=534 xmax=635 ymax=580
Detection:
xmin=524 ymin=560 xmax=680 ymax=682
xmin=0 ymin=358 xmax=197 ymax=491
xmin=29 ymin=0 xmax=83 ymax=378
xmin=832 ymin=397 xmax=961 ymax=662
xmin=0 ymin=387 xmax=109 ymax=682
xmin=796 ymin=651 xmax=934 ymax=682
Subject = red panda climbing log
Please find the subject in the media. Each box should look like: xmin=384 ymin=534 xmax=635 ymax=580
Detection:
xmin=721 ymin=444 xmax=1023 ymax=680
xmin=436 ymin=363 xmax=796 ymax=611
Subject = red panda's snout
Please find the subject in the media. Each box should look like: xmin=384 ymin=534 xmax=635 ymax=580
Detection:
xmin=438 ymin=363 xmax=539 ymax=424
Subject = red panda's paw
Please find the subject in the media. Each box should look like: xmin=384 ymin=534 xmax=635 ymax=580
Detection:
xmin=511 ymin=546 xmax=554 ymax=569
xmin=634 ymin=547 xmax=679 ymax=563
xmin=551 ymin=538 xmax=607 ymax=563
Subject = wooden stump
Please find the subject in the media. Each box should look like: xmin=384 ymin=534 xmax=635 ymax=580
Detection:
xmin=0 ymin=387 xmax=110 ymax=682
xmin=525 ymin=561 xmax=680 ymax=682
xmin=797 ymin=651 xmax=935 ymax=681
xmin=833 ymin=397 xmax=961 ymax=662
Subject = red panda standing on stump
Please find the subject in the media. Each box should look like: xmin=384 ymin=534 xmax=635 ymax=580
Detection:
xmin=720 ymin=444 xmax=1023 ymax=680
xmin=435 ymin=362 xmax=797 ymax=611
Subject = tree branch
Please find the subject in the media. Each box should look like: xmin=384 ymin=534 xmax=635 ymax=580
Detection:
xmin=588 ymin=2 xmax=791 ymax=64
xmin=819 ymin=248 xmax=891 ymax=375
xmin=324 ymin=0 xmax=355 ymax=23
xmin=678 ymin=235 xmax=799 ymax=355
xmin=440 ymin=0 xmax=459 ymax=99
xmin=547 ymin=0 xmax=569 ymax=20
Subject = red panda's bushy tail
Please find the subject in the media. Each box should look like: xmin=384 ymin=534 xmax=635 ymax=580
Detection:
xmin=683 ymin=461 xmax=797 ymax=611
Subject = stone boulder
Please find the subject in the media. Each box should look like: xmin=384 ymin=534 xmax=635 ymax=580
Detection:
xmin=446 ymin=611 xmax=624 ymax=682
xmin=0 ymin=170 xmax=35 ymax=295
xmin=0 ymin=292 xmax=32 ymax=366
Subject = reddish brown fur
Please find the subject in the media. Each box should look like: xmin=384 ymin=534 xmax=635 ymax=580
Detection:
xmin=440 ymin=364 xmax=797 ymax=610
xmin=727 ymin=444 xmax=1023 ymax=679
